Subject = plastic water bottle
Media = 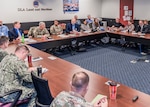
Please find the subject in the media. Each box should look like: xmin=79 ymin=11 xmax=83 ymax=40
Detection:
xmin=21 ymin=33 xmax=25 ymax=43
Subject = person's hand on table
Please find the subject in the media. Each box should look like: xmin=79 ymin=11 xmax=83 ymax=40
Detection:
xmin=93 ymin=97 xmax=108 ymax=107
xmin=16 ymin=36 xmax=21 ymax=41
xmin=28 ymin=36 xmax=32 ymax=39
xmin=73 ymin=30 xmax=80 ymax=35
xmin=13 ymin=37 xmax=21 ymax=44
xmin=28 ymin=67 xmax=37 ymax=72
xmin=70 ymin=31 xmax=74 ymax=34
xmin=137 ymin=32 xmax=142 ymax=35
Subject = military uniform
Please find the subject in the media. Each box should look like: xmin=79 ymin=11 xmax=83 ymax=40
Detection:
xmin=28 ymin=26 xmax=37 ymax=37
xmin=0 ymin=48 xmax=8 ymax=62
xmin=33 ymin=27 xmax=50 ymax=38
xmin=50 ymin=25 xmax=63 ymax=35
xmin=0 ymin=54 xmax=36 ymax=106
xmin=50 ymin=91 xmax=92 ymax=107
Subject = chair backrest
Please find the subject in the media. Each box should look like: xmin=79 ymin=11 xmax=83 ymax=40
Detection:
xmin=11 ymin=89 xmax=22 ymax=107
xmin=31 ymin=72 xmax=53 ymax=105
xmin=0 ymin=89 xmax=22 ymax=107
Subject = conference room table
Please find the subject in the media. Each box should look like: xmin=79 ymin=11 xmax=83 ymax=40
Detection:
xmin=107 ymin=31 xmax=150 ymax=46
xmin=27 ymin=31 xmax=106 ymax=50
xmin=6 ymin=31 xmax=150 ymax=107
xmin=27 ymin=30 xmax=150 ymax=53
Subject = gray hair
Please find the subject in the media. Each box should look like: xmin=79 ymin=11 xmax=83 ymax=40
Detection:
xmin=39 ymin=22 xmax=45 ymax=26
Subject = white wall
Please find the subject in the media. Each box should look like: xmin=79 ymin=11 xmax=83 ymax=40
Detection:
xmin=4 ymin=0 xmax=150 ymax=23
xmin=134 ymin=0 xmax=150 ymax=20
xmin=0 ymin=0 xmax=102 ymax=23
xmin=101 ymin=0 xmax=150 ymax=20
xmin=101 ymin=0 xmax=120 ymax=18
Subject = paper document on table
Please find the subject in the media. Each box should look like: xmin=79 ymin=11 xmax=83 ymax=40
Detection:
xmin=139 ymin=35 xmax=145 ymax=38
xmin=91 ymin=94 xmax=107 ymax=105
xmin=32 ymin=57 xmax=43 ymax=62
xmin=68 ymin=34 xmax=76 ymax=37
xmin=48 ymin=56 xmax=57 ymax=60
xmin=24 ymin=57 xmax=43 ymax=62
xmin=83 ymin=31 xmax=91 ymax=33
xmin=58 ymin=34 xmax=69 ymax=38
xmin=42 ymin=68 xmax=48 ymax=73
xmin=47 ymin=37 xmax=54 ymax=40
xmin=24 ymin=38 xmax=37 ymax=43
xmin=121 ymin=30 xmax=127 ymax=33
xmin=138 ymin=33 xmax=145 ymax=37
xmin=132 ymin=32 xmax=138 ymax=35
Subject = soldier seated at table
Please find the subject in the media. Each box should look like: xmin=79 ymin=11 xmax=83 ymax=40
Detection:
xmin=50 ymin=71 xmax=108 ymax=107
xmin=33 ymin=22 xmax=50 ymax=38
xmin=0 ymin=36 xmax=9 ymax=62
xmin=27 ymin=26 xmax=37 ymax=38
xmin=50 ymin=20 xmax=63 ymax=35
xmin=0 ymin=45 xmax=37 ymax=107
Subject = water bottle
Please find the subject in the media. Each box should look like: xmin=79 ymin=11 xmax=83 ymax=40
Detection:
xmin=27 ymin=54 xmax=33 ymax=67
xmin=37 ymin=66 xmax=42 ymax=77
xmin=127 ymin=29 xmax=130 ymax=33
xmin=21 ymin=33 xmax=25 ymax=43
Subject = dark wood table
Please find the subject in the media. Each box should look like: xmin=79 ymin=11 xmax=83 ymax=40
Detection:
xmin=108 ymin=31 xmax=150 ymax=45
xmin=27 ymin=31 xmax=106 ymax=50
xmin=6 ymin=31 xmax=150 ymax=107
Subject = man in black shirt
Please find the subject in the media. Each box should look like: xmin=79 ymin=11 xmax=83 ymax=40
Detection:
xmin=111 ymin=18 xmax=124 ymax=32
xmin=109 ymin=18 xmax=124 ymax=45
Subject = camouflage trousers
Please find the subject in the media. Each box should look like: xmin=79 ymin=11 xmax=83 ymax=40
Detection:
xmin=0 ymin=86 xmax=36 ymax=106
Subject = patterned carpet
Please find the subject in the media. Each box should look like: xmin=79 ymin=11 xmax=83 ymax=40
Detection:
xmin=60 ymin=45 xmax=150 ymax=95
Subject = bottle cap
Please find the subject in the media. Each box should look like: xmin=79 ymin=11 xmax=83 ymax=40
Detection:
xmin=109 ymin=82 xmax=117 ymax=86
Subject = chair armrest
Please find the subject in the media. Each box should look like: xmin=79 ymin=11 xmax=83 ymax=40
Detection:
xmin=0 ymin=89 xmax=22 ymax=98
xmin=36 ymin=98 xmax=50 ymax=107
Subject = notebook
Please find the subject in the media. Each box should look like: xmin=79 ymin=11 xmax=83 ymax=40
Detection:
xmin=91 ymin=94 xmax=107 ymax=105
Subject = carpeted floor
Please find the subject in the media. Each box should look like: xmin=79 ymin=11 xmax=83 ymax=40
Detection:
xmin=57 ymin=45 xmax=150 ymax=95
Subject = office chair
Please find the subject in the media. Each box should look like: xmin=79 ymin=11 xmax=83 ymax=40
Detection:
xmin=31 ymin=72 xmax=54 ymax=107
xmin=0 ymin=89 xmax=22 ymax=107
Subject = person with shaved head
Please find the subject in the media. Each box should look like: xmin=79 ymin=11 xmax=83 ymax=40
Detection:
xmin=50 ymin=71 xmax=108 ymax=107
xmin=0 ymin=45 xmax=37 ymax=107
xmin=0 ymin=36 xmax=9 ymax=62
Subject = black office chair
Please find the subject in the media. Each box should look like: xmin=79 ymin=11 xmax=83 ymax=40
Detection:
xmin=0 ymin=89 xmax=22 ymax=107
xmin=31 ymin=72 xmax=54 ymax=107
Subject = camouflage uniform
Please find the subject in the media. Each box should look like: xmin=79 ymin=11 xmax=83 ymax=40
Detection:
xmin=50 ymin=25 xmax=63 ymax=35
xmin=50 ymin=91 xmax=93 ymax=107
xmin=28 ymin=26 xmax=37 ymax=37
xmin=33 ymin=27 xmax=50 ymax=38
xmin=0 ymin=53 xmax=36 ymax=106
xmin=0 ymin=48 xmax=8 ymax=62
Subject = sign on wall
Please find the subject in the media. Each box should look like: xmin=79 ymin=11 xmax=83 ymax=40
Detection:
xmin=18 ymin=0 xmax=52 ymax=12
xmin=63 ymin=0 xmax=79 ymax=13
